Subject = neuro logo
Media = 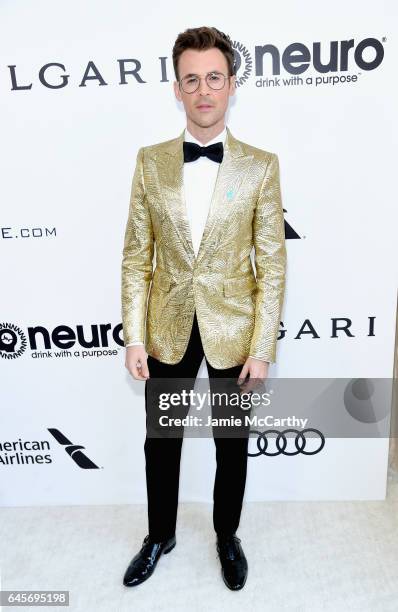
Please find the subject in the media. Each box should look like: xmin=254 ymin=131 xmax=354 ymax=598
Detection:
xmin=48 ymin=428 xmax=100 ymax=469
xmin=0 ymin=323 xmax=27 ymax=359
xmin=230 ymin=36 xmax=384 ymax=88
xmin=231 ymin=39 xmax=253 ymax=87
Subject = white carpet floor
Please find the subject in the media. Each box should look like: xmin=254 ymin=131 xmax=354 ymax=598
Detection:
xmin=1 ymin=469 xmax=398 ymax=612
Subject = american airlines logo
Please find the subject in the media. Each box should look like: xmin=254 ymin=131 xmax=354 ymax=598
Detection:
xmin=48 ymin=428 xmax=100 ymax=469
xmin=283 ymin=209 xmax=300 ymax=239
xmin=0 ymin=429 xmax=100 ymax=469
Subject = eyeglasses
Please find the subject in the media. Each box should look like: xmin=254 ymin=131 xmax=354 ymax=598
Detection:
xmin=179 ymin=71 xmax=230 ymax=94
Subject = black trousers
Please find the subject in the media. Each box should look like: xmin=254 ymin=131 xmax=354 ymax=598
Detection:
xmin=144 ymin=310 xmax=251 ymax=540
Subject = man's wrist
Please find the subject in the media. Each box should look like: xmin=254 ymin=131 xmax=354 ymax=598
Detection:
xmin=249 ymin=355 xmax=270 ymax=363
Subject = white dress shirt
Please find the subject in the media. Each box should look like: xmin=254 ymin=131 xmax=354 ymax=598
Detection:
xmin=126 ymin=125 xmax=268 ymax=363
xmin=182 ymin=126 xmax=227 ymax=256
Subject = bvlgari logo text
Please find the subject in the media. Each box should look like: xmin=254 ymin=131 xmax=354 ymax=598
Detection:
xmin=5 ymin=36 xmax=385 ymax=92
xmin=0 ymin=316 xmax=377 ymax=360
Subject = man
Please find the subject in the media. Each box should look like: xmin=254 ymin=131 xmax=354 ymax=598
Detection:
xmin=121 ymin=26 xmax=287 ymax=590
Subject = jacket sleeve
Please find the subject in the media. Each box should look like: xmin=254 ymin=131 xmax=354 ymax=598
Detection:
xmin=121 ymin=146 xmax=154 ymax=345
xmin=249 ymin=152 xmax=287 ymax=363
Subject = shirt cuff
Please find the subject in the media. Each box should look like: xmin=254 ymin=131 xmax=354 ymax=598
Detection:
xmin=249 ymin=355 xmax=270 ymax=363
xmin=125 ymin=342 xmax=145 ymax=347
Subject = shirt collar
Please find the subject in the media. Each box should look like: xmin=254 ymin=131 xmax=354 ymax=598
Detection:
xmin=184 ymin=125 xmax=227 ymax=147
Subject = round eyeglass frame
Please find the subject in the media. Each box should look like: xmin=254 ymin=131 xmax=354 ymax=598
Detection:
xmin=178 ymin=71 xmax=231 ymax=94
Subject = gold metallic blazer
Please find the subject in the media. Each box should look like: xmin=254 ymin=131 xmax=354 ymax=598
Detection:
xmin=121 ymin=126 xmax=287 ymax=368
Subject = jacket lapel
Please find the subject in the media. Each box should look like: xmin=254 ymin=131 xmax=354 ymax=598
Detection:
xmin=154 ymin=126 xmax=254 ymax=262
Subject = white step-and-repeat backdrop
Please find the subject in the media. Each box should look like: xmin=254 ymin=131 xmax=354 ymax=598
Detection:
xmin=1 ymin=1 xmax=396 ymax=506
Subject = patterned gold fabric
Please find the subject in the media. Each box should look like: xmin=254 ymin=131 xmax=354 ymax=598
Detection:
xmin=121 ymin=127 xmax=287 ymax=368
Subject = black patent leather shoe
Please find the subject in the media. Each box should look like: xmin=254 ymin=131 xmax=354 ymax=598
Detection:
xmin=216 ymin=533 xmax=248 ymax=590
xmin=123 ymin=533 xmax=176 ymax=587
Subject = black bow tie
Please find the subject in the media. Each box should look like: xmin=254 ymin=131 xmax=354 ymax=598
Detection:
xmin=183 ymin=140 xmax=224 ymax=164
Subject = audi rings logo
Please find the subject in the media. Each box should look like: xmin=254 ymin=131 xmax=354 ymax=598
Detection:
xmin=248 ymin=428 xmax=325 ymax=457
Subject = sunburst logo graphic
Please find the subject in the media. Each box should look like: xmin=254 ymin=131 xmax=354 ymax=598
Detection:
xmin=0 ymin=323 xmax=27 ymax=359
xmin=231 ymin=40 xmax=253 ymax=87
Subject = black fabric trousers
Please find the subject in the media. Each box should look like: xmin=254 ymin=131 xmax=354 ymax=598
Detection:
xmin=144 ymin=310 xmax=251 ymax=541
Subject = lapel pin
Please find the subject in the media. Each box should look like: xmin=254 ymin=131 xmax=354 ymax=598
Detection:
xmin=226 ymin=189 xmax=234 ymax=201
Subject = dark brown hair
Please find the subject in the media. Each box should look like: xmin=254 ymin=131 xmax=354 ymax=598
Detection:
xmin=172 ymin=26 xmax=235 ymax=82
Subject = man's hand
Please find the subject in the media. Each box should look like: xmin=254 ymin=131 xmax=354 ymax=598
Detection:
xmin=237 ymin=357 xmax=269 ymax=393
xmin=125 ymin=345 xmax=150 ymax=381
